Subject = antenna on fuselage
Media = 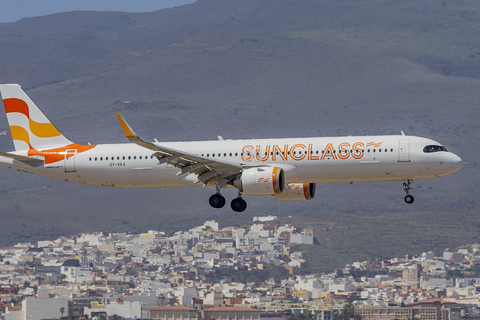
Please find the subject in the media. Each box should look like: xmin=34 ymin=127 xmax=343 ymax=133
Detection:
xmin=401 ymin=131 xmax=405 ymax=136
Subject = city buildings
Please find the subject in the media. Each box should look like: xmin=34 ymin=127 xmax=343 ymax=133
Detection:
xmin=1 ymin=218 xmax=479 ymax=320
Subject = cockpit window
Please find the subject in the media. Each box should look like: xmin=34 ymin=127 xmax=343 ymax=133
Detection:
xmin=423 ymin=145 xmax=448 ymax=153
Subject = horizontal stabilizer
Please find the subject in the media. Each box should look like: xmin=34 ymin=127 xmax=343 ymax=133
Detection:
xmin=0 ymin=151 xmax=44 ymax=165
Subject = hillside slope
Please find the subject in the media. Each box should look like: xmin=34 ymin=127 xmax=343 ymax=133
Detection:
xmin=0 ymin=0 xmax=478 ymax=270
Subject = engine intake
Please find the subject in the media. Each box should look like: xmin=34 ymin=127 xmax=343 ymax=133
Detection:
xmin=235 ymin=167 xmax=285 ymax=195
xmin=274 ymin=183 xmax=316 ymax=201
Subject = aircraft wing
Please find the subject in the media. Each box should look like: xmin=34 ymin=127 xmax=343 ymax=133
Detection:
xmin=116 ymin=114 xmax=243 ymax=185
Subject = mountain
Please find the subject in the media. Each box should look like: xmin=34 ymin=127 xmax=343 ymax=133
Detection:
xmin=0 ymin=0 xmax=478 ymax=271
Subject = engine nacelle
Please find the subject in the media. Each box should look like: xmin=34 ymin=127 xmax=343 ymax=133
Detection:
xmin=235 ymin=167 xmax=285 ymax=195
xmin=274 ymin=183 xmax=316 ymax=201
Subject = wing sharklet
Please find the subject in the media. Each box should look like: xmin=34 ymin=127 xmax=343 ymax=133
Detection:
xmin=116 ymin=113 xmax=139 ymax=140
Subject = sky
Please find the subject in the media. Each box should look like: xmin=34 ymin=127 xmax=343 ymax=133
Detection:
xmin=0 ymin=0 xmax=196 ymax=23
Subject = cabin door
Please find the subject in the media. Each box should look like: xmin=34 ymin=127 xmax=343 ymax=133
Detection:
xmin=398 ymin=140 xmax=411 ymax=162
xmin=64 ymin=149 xmax=77 ymax=172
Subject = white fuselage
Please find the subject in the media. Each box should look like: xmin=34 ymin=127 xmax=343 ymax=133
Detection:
xmin=0 ymin=135 xmax=463 ymax=188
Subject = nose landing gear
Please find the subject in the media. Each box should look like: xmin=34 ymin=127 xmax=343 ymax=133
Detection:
xmin=403 ymin=180 xmax=414 ymax=204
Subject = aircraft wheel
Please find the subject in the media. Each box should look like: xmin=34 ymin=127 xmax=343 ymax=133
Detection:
xmin=231 ymin=198 xmax=247 ymax=212
xmin=209 ymin=194 xmax=226 ymax=208
xmin=404 ymin=195 xmax=414 ymax=204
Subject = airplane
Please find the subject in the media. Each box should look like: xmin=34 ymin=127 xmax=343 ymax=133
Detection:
xmin=0 ymin=84 xmax=463 ymax=212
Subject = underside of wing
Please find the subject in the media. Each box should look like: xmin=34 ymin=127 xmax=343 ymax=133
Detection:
xmin=116 ymin=113 xmax=243 ymax=186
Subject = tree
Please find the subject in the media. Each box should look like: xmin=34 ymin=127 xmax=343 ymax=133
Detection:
xmin=336 ymin=269 xmax=344 ymax=278
xmin=288 ymin=310 xmax=315 ymax=320
xmin=62 ymin=259 xmax=81 ymax=267
xmin=334 ymin=302 xmax=361 ymax=320
xmin=60 ymin=306 xmax=65 ymax=317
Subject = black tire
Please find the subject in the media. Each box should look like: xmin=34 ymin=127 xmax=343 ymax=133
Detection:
xmin=209 ymin=194 xmax=226 ymax=208
xmin=231 ymin=198 xmax=247 ymax=212
xmin=404 ymin=195 xmax=414 ymax=204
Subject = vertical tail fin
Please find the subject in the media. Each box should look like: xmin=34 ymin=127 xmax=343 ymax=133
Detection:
xmin=0 ymin=84 xmax=72 ymax=151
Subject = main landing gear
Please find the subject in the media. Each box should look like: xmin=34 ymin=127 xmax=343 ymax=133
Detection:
xmin=209 ymin=193 xmax=226 ymax=208
xmin=403 ymin=179 xmax=414 ymax=204
xmin=209 ymin=191 xmax=247 ymax=212
xmin=231 ymin=197 xmax=247 ymax=212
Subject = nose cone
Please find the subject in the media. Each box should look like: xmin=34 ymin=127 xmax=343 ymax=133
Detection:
xmin=445 ymin=152 xmax=463 ymax=174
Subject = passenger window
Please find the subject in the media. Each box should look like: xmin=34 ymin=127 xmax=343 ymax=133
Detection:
xmin=134 ymin=156 xmax=136 ymax=159
xmin=95 ymin=157 xmax=97 ymax=161
xmin=89 ymin=158 xmax=92 ymax=161
xmin=140 ymin=156 xmax=142 ymax=159
xmin=128 ymin=156 xmax=131 ymax=160
xmin=224 ymin=153 xmax=227 ymax=157
xmin=207 ymin=154 xmax=209 ymax=157
xmin=379 ymin=149 xmax=381 ymax=152
xmin=230 ymin=153 xmax=232 ymax=156
xmin=373 ymin=149 xmax=376 ymax=153
xmin=368 ymin=149 xmax=370 ymax=153
xmin=391 ymin=149 xmax=393 ymax=152
xmin=213 ymin=154 xmax=215 ymax=157
xmin=235 ymin=153 xmax=238 ymax=156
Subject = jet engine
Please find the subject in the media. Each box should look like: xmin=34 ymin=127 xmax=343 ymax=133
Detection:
xmin=234 ymin=167 xmax=285 ymax=195
xmin=274 ymin=183 xmax=316 ymax=201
